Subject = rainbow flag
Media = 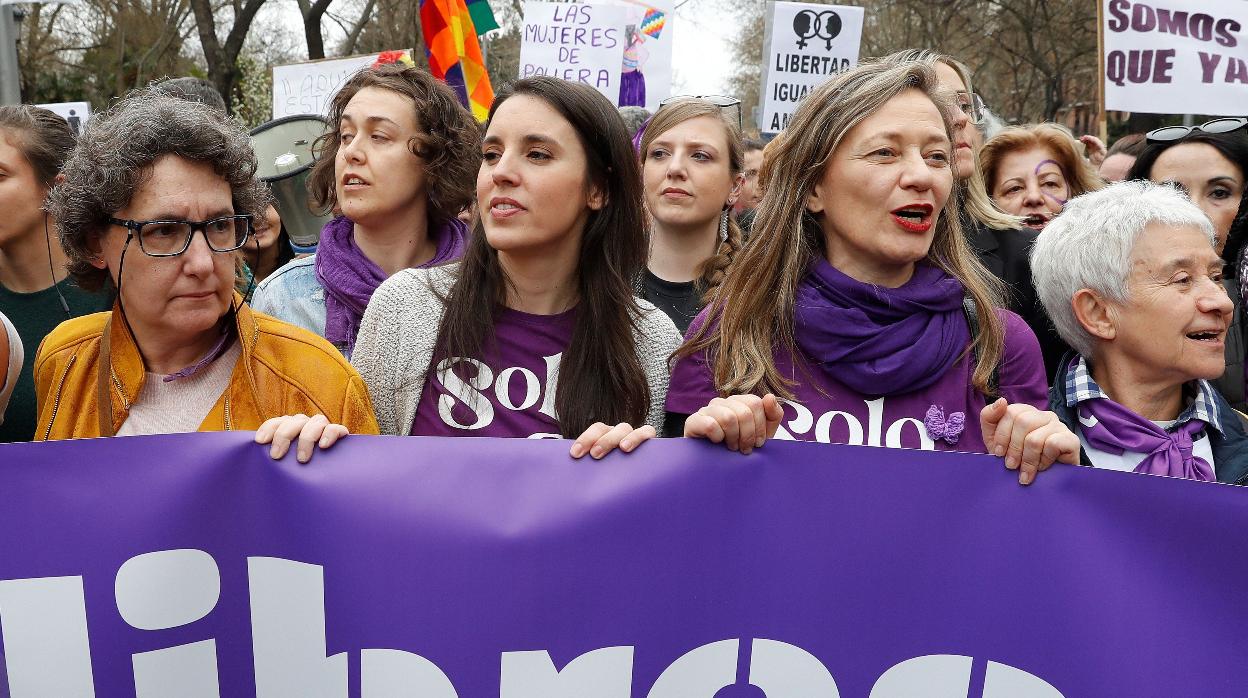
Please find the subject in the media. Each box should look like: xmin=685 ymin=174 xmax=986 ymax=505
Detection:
xmin=466 ymin=0 xmax=499 ymax=34
xmin=419 ymin=0 xmax=495 ymax=121
xmin=640 ymin=8 xmax=665 ymax=38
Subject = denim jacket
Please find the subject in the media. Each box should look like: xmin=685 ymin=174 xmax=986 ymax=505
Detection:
xmin=250 ymin=256 xmax=346 ymax=356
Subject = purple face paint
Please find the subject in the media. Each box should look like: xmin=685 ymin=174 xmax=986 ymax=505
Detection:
xmin=1034 ymin=158 xmax=1070 ymax=207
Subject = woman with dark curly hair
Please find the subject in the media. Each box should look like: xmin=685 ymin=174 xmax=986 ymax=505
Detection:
xmin=35 ymin=89 xmax=378 ymax=445
xmin=267 ymin=77 xmax=683 ymax=463
xmin=250 ymin=63 xmax=481 ymax=359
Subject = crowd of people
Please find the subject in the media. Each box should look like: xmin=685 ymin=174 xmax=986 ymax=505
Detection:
xmin=1 ymin=52 xmax=1246 ymax=485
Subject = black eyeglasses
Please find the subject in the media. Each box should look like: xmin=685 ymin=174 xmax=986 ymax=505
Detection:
xmin=956 ymin=91 xmax=986 ymax=126
xmin=1146 ymin=117 xmax=1247 ymax=144
xmin=107 ymin=215 xmax=253 ymax=257
xmin=659 ymin=94 xmax=743 ymax=130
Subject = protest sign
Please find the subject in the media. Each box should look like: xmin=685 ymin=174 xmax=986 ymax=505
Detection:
xmin=1102 ymin=0 xmax=1248 ymax=115
xmin=758 ymin=1 xmax=864 ymax=134
xmin=601 ymin=0 xmax=674 ymax=111
xmin=36 ymin=101 xmax=90 ymax=134
xmin=519 ymin=1 xmax=629 ymax=104
xmin=2 ymin=432 xmax=1248 ymax=695
xmin=271 ymin=52 xmax=410 ymax=119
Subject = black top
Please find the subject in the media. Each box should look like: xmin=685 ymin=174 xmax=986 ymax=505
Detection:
xmin=642 ymin=270 xmax=702 ymax=336
xmin=963 ymin=217 xmax=1071 ymax=380
xmin=0 ymin=277 xmax=112 ymax=442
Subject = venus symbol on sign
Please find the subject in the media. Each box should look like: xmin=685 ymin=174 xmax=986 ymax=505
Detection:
xmin=793 ymin=10 xmax=842 ymax=50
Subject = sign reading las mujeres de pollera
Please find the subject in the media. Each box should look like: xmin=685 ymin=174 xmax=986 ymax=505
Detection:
xmin=759 ymin=1 xmax=865 ymax=134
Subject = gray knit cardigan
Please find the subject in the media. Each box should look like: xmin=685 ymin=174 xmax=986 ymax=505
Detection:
xmin=352 ymin=264 xmax=684 ymax=436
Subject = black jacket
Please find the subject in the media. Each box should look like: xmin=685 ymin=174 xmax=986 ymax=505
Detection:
xmin=1048 ymin=353 xmax=1248 ymax=486
xmin=965 ymin=219 xmax=1070 ymax=379
xmin=1211 ymin=278 xmax=1246 ymax=411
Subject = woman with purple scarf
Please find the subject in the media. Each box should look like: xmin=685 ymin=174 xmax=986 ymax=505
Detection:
xmin=1033 ymin=181 xmax=1248 ymax=484
xmin=250 ymin=64 xmax=479 ymax=359
xmin=665 ymin=57 xmax=1080 ymax=485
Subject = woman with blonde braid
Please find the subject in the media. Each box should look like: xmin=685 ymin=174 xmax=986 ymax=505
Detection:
xmin=639 ymin=98 xmax=744 ymax=334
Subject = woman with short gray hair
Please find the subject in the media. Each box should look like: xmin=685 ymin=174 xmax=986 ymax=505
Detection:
xmin=1033 ymin=180 xmax=1248 ymax=483
xmin=36 ymin=89 xmax=378 ymax=453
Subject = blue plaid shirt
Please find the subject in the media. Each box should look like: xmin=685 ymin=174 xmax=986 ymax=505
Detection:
xmin=1064 ymin=355 xmax=1223 ymax=434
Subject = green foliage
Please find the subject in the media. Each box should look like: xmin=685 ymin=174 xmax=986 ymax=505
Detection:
xmin=232 ymin=52 xmax=272 ymax=129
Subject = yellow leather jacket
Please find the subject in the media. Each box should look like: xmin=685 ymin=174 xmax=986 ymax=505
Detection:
xmin=33 ymin=298 xmax=379 ymax=440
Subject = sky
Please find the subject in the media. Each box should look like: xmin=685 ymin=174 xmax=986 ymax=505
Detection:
xmin=668 ymin=0 xmax=737 ymax=96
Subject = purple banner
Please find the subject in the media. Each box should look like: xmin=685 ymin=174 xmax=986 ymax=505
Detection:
xmin=1 ymin=432 xmax=1246 ymax=696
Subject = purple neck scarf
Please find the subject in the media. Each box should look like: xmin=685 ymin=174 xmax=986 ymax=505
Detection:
xmin=793 ymin=258 xmax=968 ymax=397
xmin=315 ymin=215 xmax=467 ymax=351
xmin=1078 ymin=398 xmax=1215 ymax=481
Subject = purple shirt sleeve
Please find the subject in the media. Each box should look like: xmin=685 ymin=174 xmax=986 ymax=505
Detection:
xmin=664 ymin=310 xmax=721 ymax=415
xmin=997 ymin=310 xmax=1050 ymax=410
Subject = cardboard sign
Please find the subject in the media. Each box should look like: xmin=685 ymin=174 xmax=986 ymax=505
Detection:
xmin=35 ymin=101 xmax=90 ymax=134
xmin=601 ymin=0 xmax=674 ymax=111
xmin=271 ymin=52 xmax=408 ymax=119
xmin=758 ymin=1 xmax=864 ymax=134
xmin=1102 ymin=0 xmax=1248 ymax=115
xmin=519 ymin=1 xmax=629 ymax=104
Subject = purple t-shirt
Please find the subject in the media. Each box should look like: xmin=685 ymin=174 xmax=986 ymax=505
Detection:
xmin=411 ymin=307 xmax=575 ymax=438
xmin=666 ymin=310 xmax=1049 ymax=454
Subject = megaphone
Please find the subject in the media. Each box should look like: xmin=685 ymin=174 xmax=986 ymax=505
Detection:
xmin=250 ymin=115 xmax=331 ymax=251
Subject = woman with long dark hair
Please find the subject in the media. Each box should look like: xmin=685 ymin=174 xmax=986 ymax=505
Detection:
xmin=0 ymin=106 xmax=110 ymax=442
xmin=264 ymin=77 xmax=682 ymax=460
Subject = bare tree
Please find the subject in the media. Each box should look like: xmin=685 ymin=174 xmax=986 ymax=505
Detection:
xmin=298 ymin=0 xmax=334 ymax=60
xmin=18 ymin=0 xmax=198 ymax=106
xmin=187 ymin=0 xmax=268 ymax=112
xmin=722 ymin=0 xmax=1100 ymax=128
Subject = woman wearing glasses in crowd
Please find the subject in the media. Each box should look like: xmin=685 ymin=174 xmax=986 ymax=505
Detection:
xmin=638 ymin=96 xmax=745 ymax=334
xmin=886 ymin=50 xmax=1069 ymax=377
xmin=250 ymin=63 xmax=479 ymax=359
xmin=665 ymin=57 xmax=1079 ymax=485
xmin=260 ymin=77 xmax=682 ymax=462
xmin=34 ymin=90 xmax=378 ymax=443
xmin=1128 ymin=118 xmax=1248 ymax=408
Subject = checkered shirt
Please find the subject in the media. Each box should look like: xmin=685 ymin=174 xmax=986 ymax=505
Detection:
xmin=1064 ymin=355 xmax=1223 ymax=434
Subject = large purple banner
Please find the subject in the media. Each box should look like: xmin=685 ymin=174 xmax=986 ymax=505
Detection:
xmin=0 ymin=432 xmax=1246 ymax=696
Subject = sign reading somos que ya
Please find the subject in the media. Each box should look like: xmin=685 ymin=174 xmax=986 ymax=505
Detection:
xmin=1 ymin=432 xmax=1247 ymax=695
xmin=1102 ymin=0 xmax=1248 ymax=115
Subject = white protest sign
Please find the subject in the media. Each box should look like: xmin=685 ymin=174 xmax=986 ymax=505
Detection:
xmin=272 ymin=53 xmax=401 ymax=119
xmin=36 ymin=101 xmax=90 ymax=134
xmin=519 ymin=1 xmax=628 ymax=104
xmin=758 ymin=2 xmax=864 ymax=134
xmin=601 ymin=0 xmax=673 ymax=111
xmin=1102 ymin=0 xmax=1248 ymax=115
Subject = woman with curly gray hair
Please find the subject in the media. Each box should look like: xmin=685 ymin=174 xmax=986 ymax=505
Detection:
xmin=35 ymin=89 xmax=378 ymax=450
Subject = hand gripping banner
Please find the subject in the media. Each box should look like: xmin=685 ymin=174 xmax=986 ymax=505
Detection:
xmin=1 ymin=433 xmax=1246 ymax=696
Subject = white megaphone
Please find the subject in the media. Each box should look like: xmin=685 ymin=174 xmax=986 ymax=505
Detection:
xmin=250 ymin=115 xmax=331 ymax=252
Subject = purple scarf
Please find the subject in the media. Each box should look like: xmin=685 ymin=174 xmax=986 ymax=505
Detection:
xmin=1078 ymin=398 xmax=1215 ymax=481
xmin=793 ymin=258 xmax=968 ymax=396
xmin=315 ymin=215 xmax=467 ymax=352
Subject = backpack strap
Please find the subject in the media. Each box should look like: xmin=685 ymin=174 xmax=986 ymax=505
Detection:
xmin=963 ymin=295 xmax=1001 ymax=403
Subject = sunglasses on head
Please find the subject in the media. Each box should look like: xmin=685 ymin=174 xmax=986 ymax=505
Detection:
xmin=658 ymin=95 xmax=743 ymax=130
xmin=1146 ymin=117 xmax=1247 ymax=144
